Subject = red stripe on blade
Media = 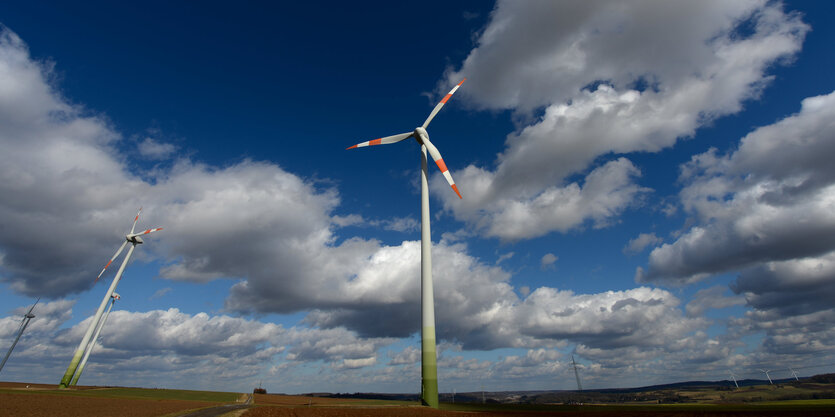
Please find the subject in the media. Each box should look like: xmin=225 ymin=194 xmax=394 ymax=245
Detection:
xmin=452 ymin=184 xmax=462 ymax=199
xmin=346 ymin=144 xmax=358 ymax=150
xmin=370 ymin=138 xmax=382 ymax=146
xmin=440 ymin=93 xmax=453 ymax=104
xmin=435 ymin=158 xmax=448 ymax=173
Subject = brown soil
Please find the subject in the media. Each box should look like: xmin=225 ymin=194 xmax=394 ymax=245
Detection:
xmin=243 ymin=404 xmax=835 ymax=417
xmin=253 ymin=394 xmax=390 ymax=406
xmin=0 ymin=390 xmax=216 ymax=417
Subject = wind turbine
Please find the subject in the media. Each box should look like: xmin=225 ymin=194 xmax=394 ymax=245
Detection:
xmin=759 ymin=369 xmax=773 ymax=385
xmin=789 ymin=367 xmax=799 ymax=381
xmin=346 ymin=79 xmax=466 ymax=407
xmin=728 ymin=370 xmax=739 ymax=389
xmin=59 ymin=208 xmax=162 ymax=388
xmin=70 ymin=293 xmax=120 ymax=386
xmin=570 ymin=355 xmax=583 ymax=391
xmin=0 ymin=298 xmax=39 ymax=373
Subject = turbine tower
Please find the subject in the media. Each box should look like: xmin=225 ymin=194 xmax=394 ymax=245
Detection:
xmin=728 ymin=370 xmax=739 ymax=389
xmin=59 ymin=208 xmax=162 ymax=388
xmin=70 ymin=293 xmax=120 ymax=386
xmin=759 ymin=369 xmax=773 ymax=385
xmin=346 ymin=79 xmax=466 ymax=408
xmin=0 ymin=298 xmax=38 ymax=373
xmin=570 ymin=355 xmax=583 ymax=391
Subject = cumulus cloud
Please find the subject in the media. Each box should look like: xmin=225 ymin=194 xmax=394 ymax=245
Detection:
xmin=0 ymin=299 xmax=74 ymax=338
xmin=623 ymin=232 xmax=662 ymax=255
xmin=388 ymin=345 xmax=420 ymax=365
xmin=0 ymin=301 xmax=289 ymax=387
xmin=540 ymin=253 xmax=557 ymax=270
xmin=731 ymin=309 xmax=835 ymax=356
xmin=0 ymin=25 xmax=771 ymax=389
xmin=685 ymin=285 xmax=745 ymax=318
xmin=640 ymin=91 xmax=835 ymax=284
xmin=732 ymin=251 xmax=835 ymax=317
xmin=433 ymin=0 xmax=807 ymax=240
xmin=0 ymin=27 xmax=705 ymax=359
xmin=137 ymin=137 xmax=176 ymax=160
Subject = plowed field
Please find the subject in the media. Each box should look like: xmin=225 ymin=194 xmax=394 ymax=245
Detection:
xmin=243 ymin=407 xmax=835 ymax=417
xmin=0 ymin=391 xmax=215 ymax=417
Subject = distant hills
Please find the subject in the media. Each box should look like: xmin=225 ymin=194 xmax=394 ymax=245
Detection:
xmin=306 ymin=373 xmax=835 ymax=405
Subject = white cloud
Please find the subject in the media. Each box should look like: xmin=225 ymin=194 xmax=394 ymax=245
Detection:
xmin=496 ymin=251 xmax=514 ymax=265
xmin=732 ymin=251 xmax=835 ymax=317
xmin=540 ymin=253 xmax=557 ymax=270
xmin=641 ymin=91 xmax=835 ymax=284
xmin=149 ymin=287 xmax=172 ymax=300
xmin=623 ymin=232 xmax=663 ymax=255
xmin=684 ymin=285 xmax=745 ymax=318
xmin=388 ymin=345 xmax=420 ymax=365
xmin=137 ymin=137 xmax=176 ymax=160
xmin=433 ymin=0 xmax=807 ymax=240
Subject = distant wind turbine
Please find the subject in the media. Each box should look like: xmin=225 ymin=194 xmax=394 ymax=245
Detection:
xmin=570 ymin=355 xmax=583 ymax=391
xmin=789 ymin=368 xmax=799 ymax=381
xmin=59 ymin=208 xmax=162 ymax=388
xmin=0 ymin=298 xmax=38 ymax=373
xmin=728 ymin=370 xmax=739 ymax=389
xmin=70 ymin=293 xmax=120 ymax=386
xmin=346 ymin=79 xmax=466 ymax=408
xmin=759 ymin=369 xmax=773 ymax=385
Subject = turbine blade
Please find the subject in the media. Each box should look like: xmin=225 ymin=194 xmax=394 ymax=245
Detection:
xmin=422 ymin=78 xmax=466 ymax=129
xmin=422 ymin=138 xmax=462 ymax=199
xmin=130 ymin=207 xmax=142 ymax=234
xmin=127 ymin=227 xmax=163 ymax=238
xmin=346 ymin=132 xmax=412 ymax=150
xmin=25 ymin=298 xmax=40 ymax=315
xmin=96 ymin=241 xmax=128 ymax=282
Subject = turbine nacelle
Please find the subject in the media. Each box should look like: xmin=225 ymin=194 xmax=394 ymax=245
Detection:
xmin=346 ymin=79 xmax=467 ymax=200
xmin=95 ymin=209 xmax=163 ymax=282
xmin=414 ymin=127 xmax=429 ymax=143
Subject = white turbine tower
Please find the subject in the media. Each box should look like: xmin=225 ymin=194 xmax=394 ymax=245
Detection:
xmin=59 ymin=208 xmax=162 ymax=388
xmin=70 ymin=293 xmax=120 ymax=386
xmin=570 ymin=355 xmax=583 ymax=391
xmin=759 ymin=369 xmax=773 ymax=385
xmin=789 ymin=368 xmax=799 ymax=381
xmin=0 ymin=298 xmax=38 ymax=373
xmin=347 ymin=79 xmax=466 ymax=408
xmin=728 ymin=370 xmax=739 ymax=389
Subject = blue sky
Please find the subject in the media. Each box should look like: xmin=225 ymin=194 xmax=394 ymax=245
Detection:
xmin=2 ymin=0 xmax=835 ymax=394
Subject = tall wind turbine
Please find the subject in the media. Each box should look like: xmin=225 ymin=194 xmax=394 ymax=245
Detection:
xmin=789 ymin=368 xmax=799 ymax=381
xmin=59 ymin=208 xmax=162 ymax=388
xmin=70 ymin=293 xmax=120 ymax=386
xmin=346 ymin=79 xmax=466 ymax=408
xmin=0 ymin=298 xmax=38 ymax=373
xmin=570 ymin=355 xmax=583 ymax=391
xmin=728 ymin=370 xmax=739 ymax=389
xmin=759 ymin=369 xmax=773 ymax=385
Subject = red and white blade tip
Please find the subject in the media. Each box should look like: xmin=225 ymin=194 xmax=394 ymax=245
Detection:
xmin=137 ymin=227 xmax=163 ymax=235
xmin=95 ymin=261 xmax=112 ymax=281
xmin=347 ymin=138 xmax=384 ymax=150
xmin=440 ymin=79 xmax=467 ymax=104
